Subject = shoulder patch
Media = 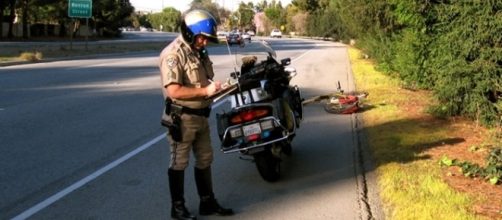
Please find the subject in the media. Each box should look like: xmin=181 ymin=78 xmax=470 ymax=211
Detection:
xmin=166 ymin=56 xmax=178 ymax=69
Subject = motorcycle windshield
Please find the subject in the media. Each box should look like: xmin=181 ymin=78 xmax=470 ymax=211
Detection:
xmin=210 ymin=40 xmax=280 ymax=103
xmin=228 ymin=40 xmax=277 ymax=68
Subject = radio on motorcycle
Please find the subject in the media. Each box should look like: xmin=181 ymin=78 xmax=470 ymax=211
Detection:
xmin=215 ymin=41 xmax=303 ymax=182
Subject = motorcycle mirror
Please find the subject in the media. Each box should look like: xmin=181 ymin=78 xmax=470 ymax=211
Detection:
xmin=281 ymin=58 xmax=291 ymax=66
xmin=230 ymin=71 xmax=239 ymax=79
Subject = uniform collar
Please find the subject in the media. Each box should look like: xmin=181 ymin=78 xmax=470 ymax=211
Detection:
xmin=178 ymin=35 xmax=204 ymax=59
xmin=178 ymin=35 xmax=193 ymax=52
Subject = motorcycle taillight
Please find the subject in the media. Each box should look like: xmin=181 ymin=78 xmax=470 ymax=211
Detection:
xmin=230 ymin=108 xmax=270 ymax=124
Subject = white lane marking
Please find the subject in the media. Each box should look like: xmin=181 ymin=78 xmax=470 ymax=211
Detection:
xmin=11 ymin=134 xmax=165 ymax=220
xmin=292 ymin=46 xmax=315 ymax=62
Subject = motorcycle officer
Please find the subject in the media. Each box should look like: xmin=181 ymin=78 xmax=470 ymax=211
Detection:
xmin=158 ymin=9 xmax=234 ymax=220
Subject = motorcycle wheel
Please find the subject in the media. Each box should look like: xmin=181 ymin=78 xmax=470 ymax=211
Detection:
xmin=253 ymin=149 xmax=280 ymax=182
xmin=291 ymin=86 xmax=303 ymax=120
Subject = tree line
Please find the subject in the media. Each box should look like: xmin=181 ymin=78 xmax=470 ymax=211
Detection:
xmin=0 ymin=0 xmax=289 ymax=39
xmin=0 ymin=0 xmax=134 ymax=39
xmin=138 ymin=0 xmax=288 ymax=35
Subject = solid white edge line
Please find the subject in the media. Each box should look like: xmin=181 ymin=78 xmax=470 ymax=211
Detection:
xmin=11 ymin=134 xmax=166 ymax=220
xmin=292 ymin=44 xmax=315 ymax=62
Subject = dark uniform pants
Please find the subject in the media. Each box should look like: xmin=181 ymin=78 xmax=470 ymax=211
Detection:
xmin=167 ymin=113 xmax=213 ymax=170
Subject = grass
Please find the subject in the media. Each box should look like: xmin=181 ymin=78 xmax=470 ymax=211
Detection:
xmin=19 ymin=51 xmax=43 ymax=61
xmin=348 ymin=47 xmax=485 ymax=220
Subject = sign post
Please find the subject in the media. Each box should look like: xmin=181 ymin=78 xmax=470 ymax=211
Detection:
xmin=68 ymin=0 xmax=92 ymax=50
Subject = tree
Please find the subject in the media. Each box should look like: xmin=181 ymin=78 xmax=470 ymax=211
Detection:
xmin=285 ymin=4 xmax=304 ymax=34
xmin=189 ymin=0 xmax=220 ymax=24
xmin=264 ymin=7 xmax=282 ymax=28
xmin=216 ymin=7 xmax=231 ymax=30
xmin=255 ymin=0 xmax=268 ymax=12
xmin=2 ymin=0 xmax=135 ymax=39
xmin=147 ymin=7 xmax=181 ymax=32
xmin=0 ymin=0 xmax=5 ymax=39
xmin=291 ymin=0 xmax=318 ymax=12
xmin=237 ymin=2 xmax=255 ymax=30
xmin=93 ymin=0 xmax=134 ymax=37
xmin=7 ymin=0 xmax=17 ymax=38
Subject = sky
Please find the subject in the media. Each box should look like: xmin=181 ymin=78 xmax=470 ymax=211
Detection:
xmin=129 ymin=0 xmax=292 ymax=13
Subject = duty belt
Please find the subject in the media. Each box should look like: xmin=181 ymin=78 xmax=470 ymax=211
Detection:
xmin=165 ymin=97 xmax=211 ymax=118
xmin=181 ymin=106 xmax=211 ymax=117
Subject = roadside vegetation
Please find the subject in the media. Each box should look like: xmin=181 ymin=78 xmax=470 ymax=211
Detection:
xmin=300 ymin=1 xmax=501 ymax=218
xmin=0 ymin=0 xmax=133 ymax=39
xmin=349 ymin=47 xmax=501 ymax=219
xmin=302 ymin=0 xmax=501 ymax=217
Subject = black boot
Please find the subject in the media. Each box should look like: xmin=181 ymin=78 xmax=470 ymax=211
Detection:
xmin=195 ymin=167 xmax=234 ymax=216
xmin=168 ymin=169 xmax=196 ymax=220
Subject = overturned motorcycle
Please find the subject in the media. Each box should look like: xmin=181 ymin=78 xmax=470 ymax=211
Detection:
xmin=213 ymin=41 xmax=303 ymax=182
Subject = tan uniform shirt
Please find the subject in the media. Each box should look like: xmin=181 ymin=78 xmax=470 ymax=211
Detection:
xmin=159 ymin=35 xmax=214 ymax=109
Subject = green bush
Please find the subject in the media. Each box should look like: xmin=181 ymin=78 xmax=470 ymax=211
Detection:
xmin=441 ymin=147 xmax=502 ymax=185
xmin=428 ymin=1 xmax=501 ymax=125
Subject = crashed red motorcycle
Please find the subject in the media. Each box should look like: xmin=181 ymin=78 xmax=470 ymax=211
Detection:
xmin=302 ymin=81 xmax=368 ymax=114
xmin=214 ymin=41 xmax=303 ymax=182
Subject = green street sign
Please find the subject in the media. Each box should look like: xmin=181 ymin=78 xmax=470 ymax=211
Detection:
xmin=68 ymin=0 xmax=92 ymax=18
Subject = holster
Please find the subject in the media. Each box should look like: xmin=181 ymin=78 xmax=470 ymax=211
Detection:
xmin=161 ymin=98 xmax=183 ymax=142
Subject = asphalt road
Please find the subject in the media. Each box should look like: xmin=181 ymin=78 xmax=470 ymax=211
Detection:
xmin=0 ymin=36 xmax=382 ymax=219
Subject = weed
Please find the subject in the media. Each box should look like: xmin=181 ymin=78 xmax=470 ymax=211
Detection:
xmin=440 ymin=147 xmax=502 ymax=185
xmin=19 ymin=51 xmax=43 ymax=62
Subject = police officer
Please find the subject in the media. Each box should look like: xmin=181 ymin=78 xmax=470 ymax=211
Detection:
xmin=158 ymin=9 xmax=234 ymax=220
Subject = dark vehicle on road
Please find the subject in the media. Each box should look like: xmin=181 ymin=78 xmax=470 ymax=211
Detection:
xmin=226 ymin=33 xmax=243 ymax=46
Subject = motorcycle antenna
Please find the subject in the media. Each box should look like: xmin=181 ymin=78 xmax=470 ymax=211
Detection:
xmin=224 ymin=36 xmax=243 ymax=95
xmin=225 ymin=37 xmax=242 ymax=105
xmin=224 ymin=37 xmax=240 ymax=77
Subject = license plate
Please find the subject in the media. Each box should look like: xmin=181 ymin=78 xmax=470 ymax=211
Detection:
xmin=243 ymin=123 xmax=261 ymax=136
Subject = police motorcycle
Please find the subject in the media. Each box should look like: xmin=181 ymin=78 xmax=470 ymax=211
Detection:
xmin=214 ymin=41 xmax=303 ymax=182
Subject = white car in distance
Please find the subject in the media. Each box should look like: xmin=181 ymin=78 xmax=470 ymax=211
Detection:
xmin=241 ymin=32 xmax=251 ymax=42
xmin=270 ymin=29 xmax=282 ymax=38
